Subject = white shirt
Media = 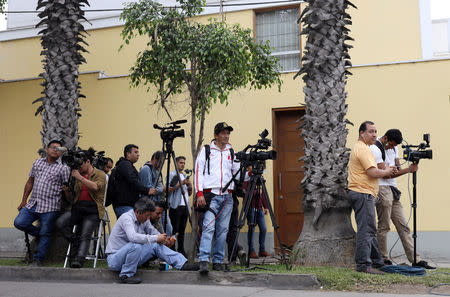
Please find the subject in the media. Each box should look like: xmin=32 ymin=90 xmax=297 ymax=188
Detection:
xmin=370 ymin=140 xmax=398 ymax=187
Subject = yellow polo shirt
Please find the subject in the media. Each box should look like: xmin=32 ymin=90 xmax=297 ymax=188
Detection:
xmin=348 ymin=140 xmax=378 ymax=197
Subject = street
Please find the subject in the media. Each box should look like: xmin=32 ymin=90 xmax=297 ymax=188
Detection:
xmin=0 ymin=281 xmax=436 ymax=297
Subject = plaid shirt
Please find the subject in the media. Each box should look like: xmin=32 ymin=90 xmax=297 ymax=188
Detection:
xmin=26 ymin=157 xmax=70 ymax=213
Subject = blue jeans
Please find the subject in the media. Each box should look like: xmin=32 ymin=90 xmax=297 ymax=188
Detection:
xmin=14 ymin=205 xmax=59 ymax=262
xmin=107 ymin=242 xmax=186 ymax=277
xmin=114 ymin=206 xmax=133 ymax=219
xmin=247 ymin=208 xmax=267 ymax=253
xmin=160 ymin=211 xmax=173 ymax=236
xmin=198 ymin=194 xmax=233 ymax=263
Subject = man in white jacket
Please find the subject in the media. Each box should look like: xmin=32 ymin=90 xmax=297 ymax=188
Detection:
xmin=195 ymin=122 xmax=240 ymax=274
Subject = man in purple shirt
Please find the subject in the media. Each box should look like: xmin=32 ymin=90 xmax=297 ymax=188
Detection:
xmin=14 ymin=140 xmax=70 ymax=266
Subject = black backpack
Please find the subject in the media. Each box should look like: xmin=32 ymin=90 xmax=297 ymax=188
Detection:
xmin=105 ymin=167 xmax=117 ymax=207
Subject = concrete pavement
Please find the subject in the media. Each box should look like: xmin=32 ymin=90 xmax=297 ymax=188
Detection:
xmin=0 ymin=281 xmax=442 ymax=297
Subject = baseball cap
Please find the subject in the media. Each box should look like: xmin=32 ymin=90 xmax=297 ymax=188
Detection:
xmin=214 ymin=122 xmax=234 ymax=135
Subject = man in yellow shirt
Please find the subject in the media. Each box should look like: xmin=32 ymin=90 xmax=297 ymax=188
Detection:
xmin=348 ymin=121 xmax=396 ymax=274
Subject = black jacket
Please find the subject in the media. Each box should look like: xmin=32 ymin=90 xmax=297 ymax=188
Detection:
xmin=111 ymin=157 xmax=149 ymax=208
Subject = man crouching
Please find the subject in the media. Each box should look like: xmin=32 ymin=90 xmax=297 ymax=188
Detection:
xmin=106 ymin=198 xmax=199 ymax=284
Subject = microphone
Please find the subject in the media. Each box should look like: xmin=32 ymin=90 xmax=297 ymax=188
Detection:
xmin=55 ymin=147 xmax=68 ymax=153
xmin=170 ymin=119 xmax=187 ymax=125
xmin=153 ymin=124 xmax=163 ymax=129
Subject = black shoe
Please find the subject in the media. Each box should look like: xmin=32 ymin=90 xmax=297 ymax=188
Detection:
xmin=237 ymin=250 xmax=247 ymax=266
xmin=118 ymin=275 xmax=142 ymax=284
xmin=384 ymin=259 xmax=393 ymax=265
xmin=413 ymin=260 xmax=436 ymax=270
xmin=70 ymin=259 xmax=82 ymax=268
xmin=372 ymin=262 xmax=385 ymax=269
xmin=181 ymin=262 xmax=200 ymax=271
xmin=212 ymin=263 xmax=224 ymax=271
xmin=28 ymin=260 xmax=43 ymax=267
xmin=199 ymin=261 xmax=209 ymax=275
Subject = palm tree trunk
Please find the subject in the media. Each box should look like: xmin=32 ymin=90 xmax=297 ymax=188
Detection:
xmin=291 ymin=0 xmax=357 ymax=266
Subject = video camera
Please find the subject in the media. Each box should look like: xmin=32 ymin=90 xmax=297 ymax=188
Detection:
xmin=235 ymin=129 xmax=277 ymax=167
xmin=62 ymin=148 xmax=85 ymax=170
xmin=93 ymin=150 xmax=108 ymax=170
xmin=153 ymin=120 xmax=186 ymax=143
xmin=184 ymin=169 xmax=192 ymax=179
xmin=402 ymin=133 xmax=433 ymax=163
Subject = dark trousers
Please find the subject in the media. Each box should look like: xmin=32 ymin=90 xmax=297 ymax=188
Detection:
xmin=169 ymin=206 xmax=188 ymax=256
xmin=56 ymin=201 xmax=99 ymax=261
xmin=226 ymin=195 xmax=243 ymax=260
xmin=349 ymin=190 xmax=384 ymax=271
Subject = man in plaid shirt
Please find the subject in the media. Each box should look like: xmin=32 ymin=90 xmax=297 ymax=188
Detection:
xmin=14 ymin=140 xmax=70 ymax=266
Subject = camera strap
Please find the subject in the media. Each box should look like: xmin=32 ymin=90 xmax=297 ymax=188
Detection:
xmin=375 ymin=140 xmax=386 ymax=162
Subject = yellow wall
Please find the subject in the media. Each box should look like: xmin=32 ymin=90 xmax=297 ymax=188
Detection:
xmin=1 ymin=1 xmax=449 ymax=231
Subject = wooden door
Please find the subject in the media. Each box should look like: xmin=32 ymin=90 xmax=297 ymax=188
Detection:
xmin=273 ymin=108 xmax=305 ymax=248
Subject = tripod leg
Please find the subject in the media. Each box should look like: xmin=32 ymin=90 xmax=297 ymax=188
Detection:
xmin=230 ymin=180 xmax=257 ymax=266
xmin=259 ymin=177 xmax=289 ymax=270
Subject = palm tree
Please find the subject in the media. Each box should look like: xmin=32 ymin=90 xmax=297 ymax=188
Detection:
xmin=34 ymin=0 xmax=90 ymax=149
xmin=291 ymin=0 xmax=356 ymax=265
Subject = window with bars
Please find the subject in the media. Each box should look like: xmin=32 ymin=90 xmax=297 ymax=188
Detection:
xmin=255 ymin=7 xmax=300 ymax=72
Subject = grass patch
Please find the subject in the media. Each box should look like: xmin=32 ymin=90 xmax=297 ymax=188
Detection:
xmin=230 ymin=264 xmax=450 ymax=292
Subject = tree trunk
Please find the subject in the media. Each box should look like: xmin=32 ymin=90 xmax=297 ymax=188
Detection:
xmin=291 ymin=0 xmax=357 ymax=266
xmin=291 ymin=207 xmax=355 ymax=266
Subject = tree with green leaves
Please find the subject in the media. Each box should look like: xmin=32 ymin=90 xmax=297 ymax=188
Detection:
xmin=291 ymin=0 xmax=356 ymax=266
xmin=33 ymin=0 xmax=90 ymax=149
xmin=120 ymin=0 xmax=281 ymax=165
xmin=120 ymin=0 xmax=281 ymax=260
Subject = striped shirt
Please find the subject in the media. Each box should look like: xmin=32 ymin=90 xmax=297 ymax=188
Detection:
xmin=26 ymin=157 xmax=70 ymax=213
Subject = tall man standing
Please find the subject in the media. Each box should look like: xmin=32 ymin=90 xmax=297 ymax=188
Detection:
xmin=348 ymin=121 xmax=396 ymax=274
xmin=195 ymin=122 xmax=240 ymax=274
xmin=109 ymin=144 xmax=153 ymax=218
xmin=370 ymin=129 xmax=434 ymax=269
xmin=14 ymin=140 xmax=71 ymax=266
xmin=168 ymin=156 xmax=192 ymax=256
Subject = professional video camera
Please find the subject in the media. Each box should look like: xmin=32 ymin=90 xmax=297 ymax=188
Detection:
xmin=184 ymin=169 xmax=192 ymax=179
xmin=93 ymin=150 xmax=108 ymax=170
xmin=62 ymin=148 xmax=85 ymax=170
xmin=402 ymin=133 xmax=433 ymax=163
xmin=235 ymin=129 xmax=277 ymax=169
xmin=153 ymin=120 xmax=186 ymax=143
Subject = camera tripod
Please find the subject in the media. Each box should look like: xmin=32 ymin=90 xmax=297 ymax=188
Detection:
xmin=230 ymin=161 xmax=289 ymax=270
xmin=154 ymin=135 xmax=192 ymax=235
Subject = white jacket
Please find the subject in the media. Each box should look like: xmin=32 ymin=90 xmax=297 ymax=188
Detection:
xmin=195 ymin=141 xmax=240 ymax=197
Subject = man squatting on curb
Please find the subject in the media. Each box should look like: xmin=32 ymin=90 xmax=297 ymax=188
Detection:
xmin=106 ymin=198 xmax=198 ymax=284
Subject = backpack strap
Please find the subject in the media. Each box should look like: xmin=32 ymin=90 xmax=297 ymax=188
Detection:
xmin=203 ymin=145 xmax=211 ymax=175
xmin=375 ymin=140 xmax=386 ymax=162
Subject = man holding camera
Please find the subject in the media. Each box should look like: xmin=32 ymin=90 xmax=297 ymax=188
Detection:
xmin=168 ymin=156 xmax=192 ymax=256
xmin=56 ymin=147 xmax=107 ymax=268
xmin=108 ymin=144 xmax=154 ymax=218
xmin=348 ymin=121 xmax=397 ymax=274
xmin=14 ymin=140 xmax=71 ymax=266
xmin=370 ymin=129 xmax=434 ymax=269
xmin=106 ymin=198 xmax=198 ymax=284
xmin=139 ymin=150 xmax=172 ymax=235
xmin=195 ymin=122 xmax=240 ymax=274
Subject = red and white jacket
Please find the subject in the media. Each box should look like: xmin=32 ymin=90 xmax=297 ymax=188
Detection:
xmin=195 ymin=141 xmax=240 ymax=197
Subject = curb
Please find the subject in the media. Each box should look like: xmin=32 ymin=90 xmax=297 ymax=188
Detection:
xmin=0 ymin=266 xmax=320 ymax=290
